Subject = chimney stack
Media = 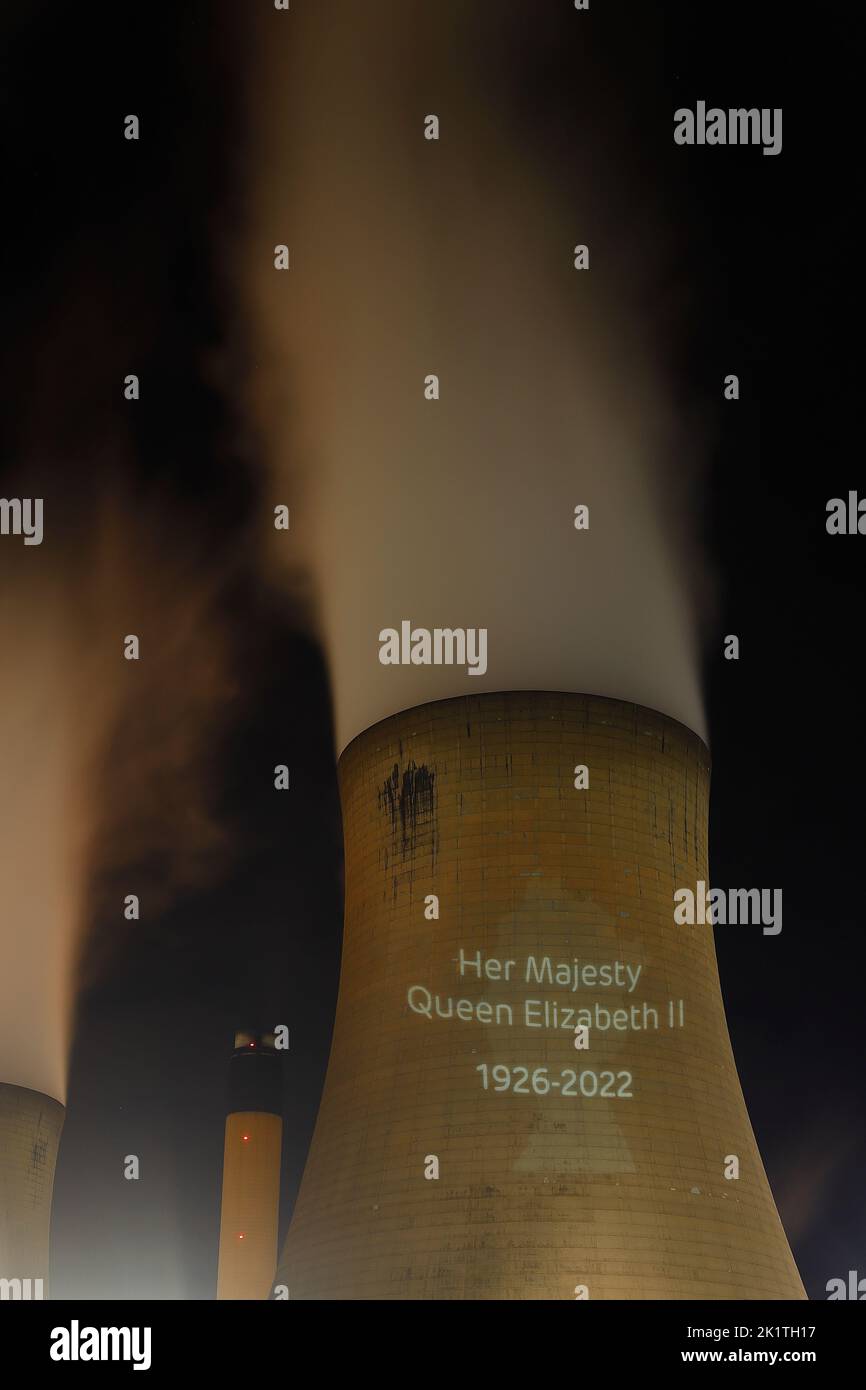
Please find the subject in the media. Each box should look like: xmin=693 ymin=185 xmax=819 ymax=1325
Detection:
xmin=216 ymin=1031 xmax=282 ymax=1300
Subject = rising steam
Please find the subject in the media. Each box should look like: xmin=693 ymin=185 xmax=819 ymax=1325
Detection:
xmin=0 ymin=496 xmax=236 ymax=1102
xmin=238 ymin=0 xmax=708 ymax=752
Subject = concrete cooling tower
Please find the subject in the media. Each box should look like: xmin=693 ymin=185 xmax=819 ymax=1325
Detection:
xmin=277 ymin=691 xmax=804 ymax=1299
xmin=0 ymin=1083 xmax=65 ymax=1299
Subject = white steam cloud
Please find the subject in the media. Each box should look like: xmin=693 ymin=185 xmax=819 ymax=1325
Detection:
xmin=0 ymin=500 xmax=235 ymax=1102
xmin=240 ymin=0 xmax=708 ymax=750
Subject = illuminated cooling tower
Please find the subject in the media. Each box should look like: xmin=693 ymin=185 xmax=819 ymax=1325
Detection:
xmin=277 ymin=691 xmax=804 ymax=1299
xmin=216 ymin=1032 xmax=282 ymax=1300
xmin=0 ymin=1082 xmax=65 ymax=1298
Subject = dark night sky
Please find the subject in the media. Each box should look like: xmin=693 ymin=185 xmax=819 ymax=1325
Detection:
xmin=1 ymin=3 xmax=860 ymax=1300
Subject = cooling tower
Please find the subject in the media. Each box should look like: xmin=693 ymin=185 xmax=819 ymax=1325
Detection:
xmin=216 ymin=1031 xmax=283 ymax=1300
xmin=0 ymin=1083 xmax=65 ymax=1298
xmin=278 ymin=691 xmax=804 ymax=1299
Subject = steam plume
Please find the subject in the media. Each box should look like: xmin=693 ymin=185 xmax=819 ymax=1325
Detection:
xmin=0 ymin=494 xmax=236 ymax=1102
xmin=238 ymin=0 xmax=708 ymax=751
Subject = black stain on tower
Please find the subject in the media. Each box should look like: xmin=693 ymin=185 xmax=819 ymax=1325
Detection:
xmin=31 ymin=1135 xmax=48 ymax=1173
xmin=378 ymin=761 xmax=437 ymax=875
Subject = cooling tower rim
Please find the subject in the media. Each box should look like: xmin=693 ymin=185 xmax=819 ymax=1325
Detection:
xmin=338 ymin=689 xmax=710 ymax=762
xmin=0 ymin=1081 xmax=66 ymax=1116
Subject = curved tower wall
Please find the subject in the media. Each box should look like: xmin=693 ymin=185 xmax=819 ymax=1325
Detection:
xmin=278 ymin=691 xmax=803 ymax=1299
xmin=0 ymin=1082 xmax=65 ymax=1298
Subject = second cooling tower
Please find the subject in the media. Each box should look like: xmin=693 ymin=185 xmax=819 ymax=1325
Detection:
xmin=0 ymin=1082 xmax=64 ymax=1299
xmin=277 ymin=691 xmax=804 ymax=1299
